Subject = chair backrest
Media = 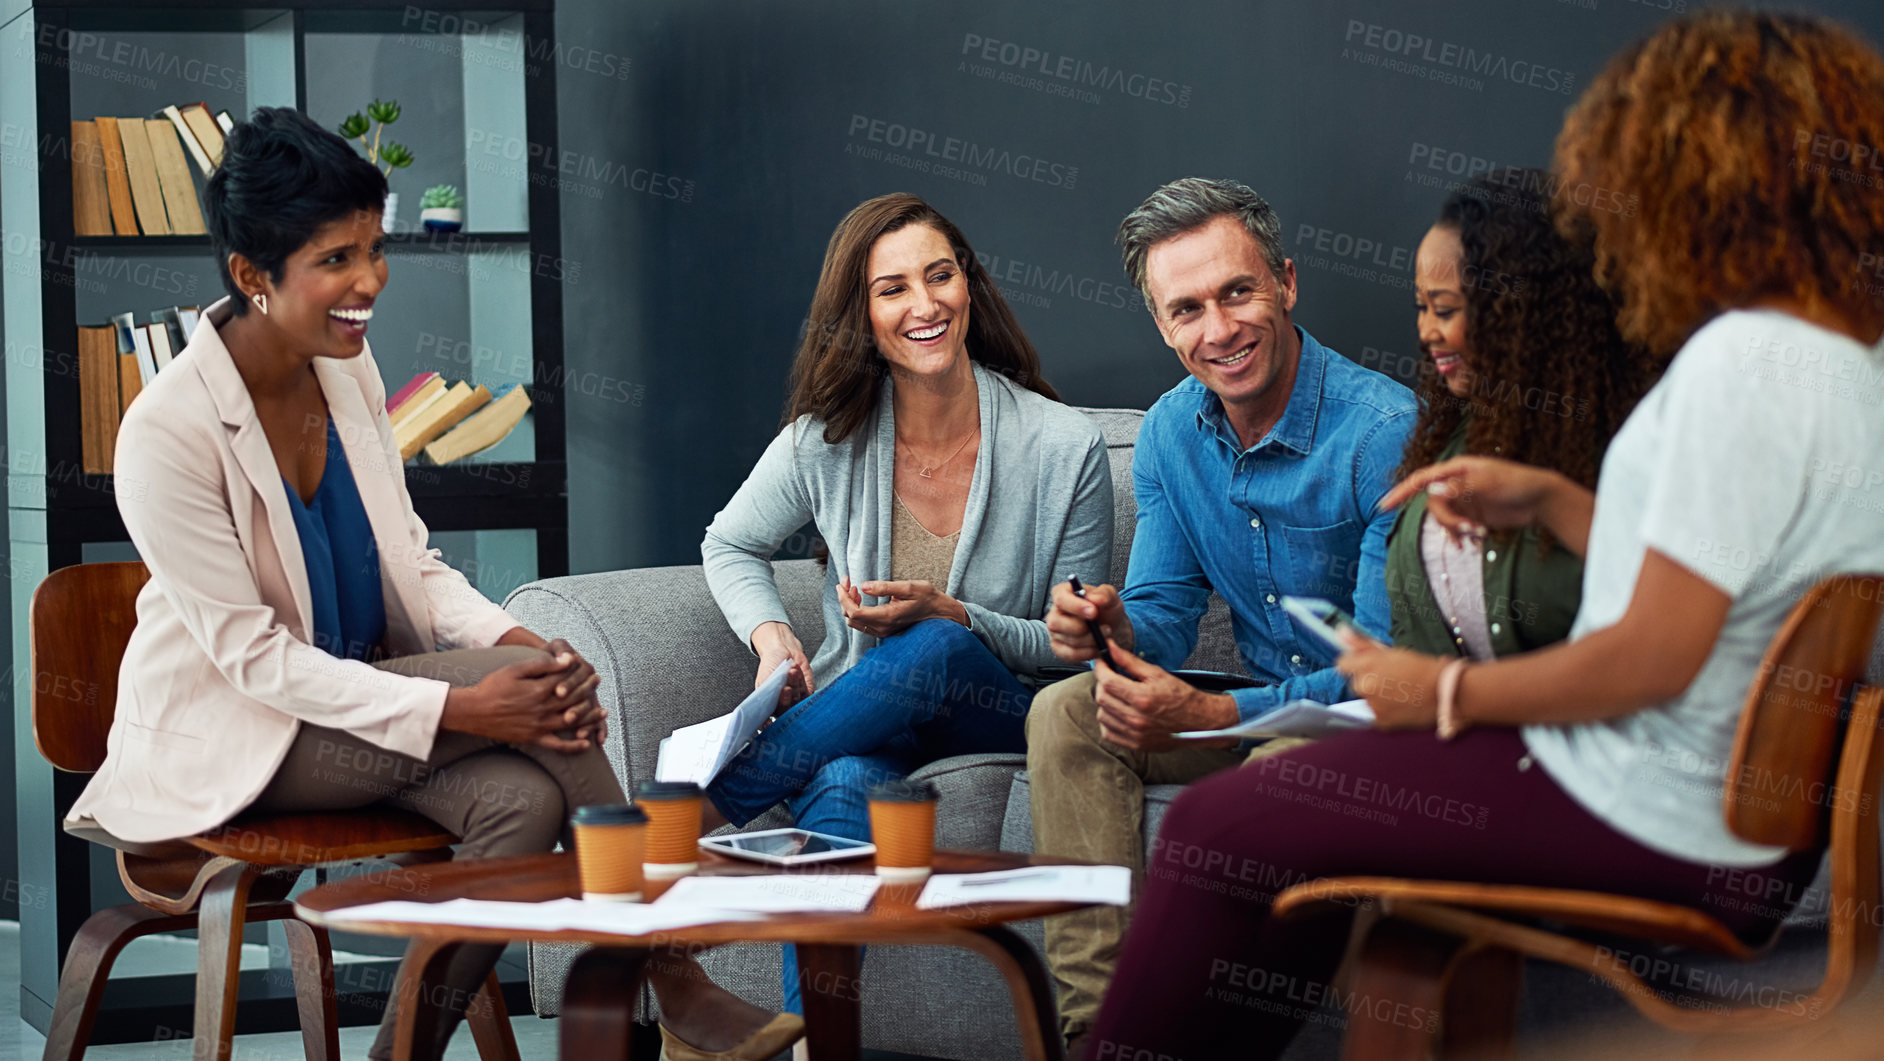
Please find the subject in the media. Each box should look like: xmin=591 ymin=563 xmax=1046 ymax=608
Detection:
xmin=1725 ymin=573 xmax=1884 ymax=849
xmin=31 ymin=561 xmax=149 ymax=773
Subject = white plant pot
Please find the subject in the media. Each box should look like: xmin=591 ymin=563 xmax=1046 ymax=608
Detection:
xmin=420 ymin=206 xmax=464 ymax=232
xmin=381 ymin=191 xmax=398 ymax=233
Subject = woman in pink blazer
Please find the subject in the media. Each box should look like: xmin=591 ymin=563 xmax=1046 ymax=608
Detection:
xmin=64 ymin=108 xmax=801 ymax=1061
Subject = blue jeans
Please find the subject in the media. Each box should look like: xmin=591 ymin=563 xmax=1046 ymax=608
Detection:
xmin=705 ymin=618 xmax=1033 ymax=1014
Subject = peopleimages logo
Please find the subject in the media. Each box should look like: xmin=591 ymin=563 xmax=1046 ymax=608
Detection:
xmin=958 ymin=32 xmax=1192 ymax=108
xmin=1342 ymin=20 xmax=1576 ymax=96
xmin=844 ymin=114 xmax=1079 ymax=190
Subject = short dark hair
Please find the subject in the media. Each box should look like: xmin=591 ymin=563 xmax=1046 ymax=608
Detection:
xmin=202 ymin=107 xmax=387 ymax=316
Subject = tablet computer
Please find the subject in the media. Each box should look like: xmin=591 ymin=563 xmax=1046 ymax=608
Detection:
xmin=699 ymin=827 xmax=877 ymax=866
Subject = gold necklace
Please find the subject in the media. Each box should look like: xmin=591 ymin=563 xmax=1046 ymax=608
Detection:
xmin=898 ymin=427 xmax=977 ymax=478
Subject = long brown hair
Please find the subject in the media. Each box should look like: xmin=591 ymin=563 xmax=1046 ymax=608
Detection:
xmin=1398 ymin=169 xmax=1660 ymax=490
xmin=1554 ymin=11 xmax=1884 ymax=356
xmin=784 ymin=194 xmax=1057 ymax=442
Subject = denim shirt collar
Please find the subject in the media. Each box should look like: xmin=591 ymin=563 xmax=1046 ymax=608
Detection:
xmin=1194 ymin=324 xmax=1328 ymax=457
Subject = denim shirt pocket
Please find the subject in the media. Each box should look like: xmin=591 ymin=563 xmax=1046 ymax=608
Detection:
xmin=1278 ymin=518 xmax=1365 ymax=602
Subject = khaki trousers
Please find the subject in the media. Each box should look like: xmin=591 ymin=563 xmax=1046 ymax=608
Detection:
xmin=252 ymin=646 xmax=626 ymax=1061
xmin=1024 ymin=672 xmax=1304 ymax=1039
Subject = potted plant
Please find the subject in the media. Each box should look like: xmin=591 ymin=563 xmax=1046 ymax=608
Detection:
xmin=339 ymin=100 xmax=415 ymax=232
xmin=420 ymin=185 xmax=465 ymax=233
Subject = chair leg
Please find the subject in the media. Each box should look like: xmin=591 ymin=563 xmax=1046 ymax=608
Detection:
xmin=42 ymin=904 xmax=198 ymax=1061
xmin=465 ymin=971 xmax=521 ymax=1061
xmin=193 ymin=862 xmax=261 ymax=1061
xmin=1440 ymin=945 xmax=1521 ymax=1060
xmin=1339 ymin=917 xmax=1459 ymax=1061
xmin=280 ymin=918 xmax=341 ymax=1061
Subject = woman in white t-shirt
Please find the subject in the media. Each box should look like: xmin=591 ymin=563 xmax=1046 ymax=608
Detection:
xmin=1081 ymin=12 xmax=1884 ymax=1060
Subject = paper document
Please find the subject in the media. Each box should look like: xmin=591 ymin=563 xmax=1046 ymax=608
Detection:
xmin=321 ymin=897 xmax=762 ymax=936
xmin=1174 ymin=698 xmax=1374 ymax=741
xmin=916 ymin=866 xmax=1131 ymax=910
xmin=656 ymin=663 xmax=792 ymax=785
xmin=654 ymin=874 xmax=882 ymax=913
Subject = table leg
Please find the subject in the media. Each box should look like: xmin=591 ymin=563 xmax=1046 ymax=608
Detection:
xmin=935 ymin=926 xmax=1064 ymax=1061
xmin=560 ymin=946 xmax=651 ymax=1061
xmin=796 ymin=943 xmax=864 ymax=1061
xmin=388 ymin=938 xmax=461 ymax=1061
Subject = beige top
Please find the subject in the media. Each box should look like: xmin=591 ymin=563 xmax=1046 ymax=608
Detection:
xmin=890 ymin=492 xmax=960 ymax=588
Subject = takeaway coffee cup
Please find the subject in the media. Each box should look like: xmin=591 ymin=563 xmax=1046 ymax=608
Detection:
xmin=571 ymin=803 xmax=648 ymax=901
xmin=636 ymin=780 xmax=705 ymax=880
xmin=868 ymin=779 xmax=939 ymax=883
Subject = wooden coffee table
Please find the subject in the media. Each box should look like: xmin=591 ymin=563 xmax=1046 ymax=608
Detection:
xmin=296 ymin=848 xmax=1095 ymax=1060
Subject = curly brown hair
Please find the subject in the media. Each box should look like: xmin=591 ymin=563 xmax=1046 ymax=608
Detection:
xmin=1554 ymin=10 xmax=1884 ymax=356
xmin=1398 ymin=169 xmax=1658 ymax=489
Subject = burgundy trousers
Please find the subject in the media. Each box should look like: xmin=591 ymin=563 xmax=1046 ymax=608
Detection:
xmin=1083 ymin=727 xmax=1824 ymax=1061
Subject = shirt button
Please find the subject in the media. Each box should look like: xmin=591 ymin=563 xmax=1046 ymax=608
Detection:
xmin=1486 ymin=549 xmax=1498 ymax=563
xmin=1491 ymin=622 xmax=1502 ymax=635
xmin=1290 ymin=654 xmax=1303 ymax=665
xmin=1266 ymin=594 xmax=1277 ymax=604
xmin=1249 ymin=517 xmax=1262 ymax=529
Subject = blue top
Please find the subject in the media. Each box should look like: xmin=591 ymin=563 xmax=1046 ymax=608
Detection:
xmin=283 ymin=417 xmax=386 ymax=662
xmin=1122 ymin=326 xmax=1416 ymax=721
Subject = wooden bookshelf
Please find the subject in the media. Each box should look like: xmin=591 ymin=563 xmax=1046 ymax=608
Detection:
xmin=2 ymin=0 xmax=567 ymax=1041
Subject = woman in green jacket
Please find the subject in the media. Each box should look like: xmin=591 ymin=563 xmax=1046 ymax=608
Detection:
xmin=1391 ymin=170 xmax=1658 ymax=658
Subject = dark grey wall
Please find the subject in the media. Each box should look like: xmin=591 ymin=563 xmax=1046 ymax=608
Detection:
xmin=549 ymin=0 xmax=1884 ymax=572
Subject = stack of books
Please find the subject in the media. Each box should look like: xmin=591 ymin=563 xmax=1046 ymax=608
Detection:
xmin=71 ymin=104 xmax=234 ymax=237
xmin=77 ymin=305 xmax=202 ymax=474
xmin=387 ymin=372 xmax=533 ymax=465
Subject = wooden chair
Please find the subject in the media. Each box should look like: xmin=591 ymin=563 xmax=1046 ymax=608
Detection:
xmin=32 ymin=561 xmax=522 ymax=1061
xmin=1274 ymin=573 xmax=1884 ymax=1059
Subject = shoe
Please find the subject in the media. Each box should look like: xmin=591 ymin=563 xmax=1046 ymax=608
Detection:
xmin=659 ymin=1013 xmax=806 ymax=1060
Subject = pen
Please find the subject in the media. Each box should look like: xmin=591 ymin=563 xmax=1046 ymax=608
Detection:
xmin=1066 ymin=575 xmax=1121 ymax=670
xmin=956 ymin=870 xmax=1058 ymax=887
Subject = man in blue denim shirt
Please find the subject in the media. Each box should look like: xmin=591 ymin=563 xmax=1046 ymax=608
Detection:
xmin=1024 ymin=178 xmax=1414 ymax=1053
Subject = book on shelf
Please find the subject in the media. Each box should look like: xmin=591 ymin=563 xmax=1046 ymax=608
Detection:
xmin=78 ymin=326 xmax=120 ymax=474
xmin=152 ymin=307 xmax=186 ymax=353
xmin=144 ymin=119 xmax=206 ymax=235
xmin=387 ymin=371 xmax=441 ymax=415
xmin=423 ymin=384 xmax=531 ymax=466
xmin=395 ymin=381 xmax=491 ymax=461
xmin=112 ymin=117 xmax=171 ymax=236
xmin=175 ymin=305 xmax=201 ymax=346
xmin=129 ymin=323 xmax=156 ymax=386
xmin=389 ymin=376 xmax=447 ymax=428
xmin=70 ymin=121 xmax=114 ymax=236
xmin=159 ymin=104 xmax=212 ymax=176
xmin=146 ymin=323 xmax=175 ymax=372
xmin=92 ymin=117 xmax=139 ymax=236
xmin=176 ymin=104 xmax=225 ymax=170
xmin=117 ymin=352 xmax=143 ymax=415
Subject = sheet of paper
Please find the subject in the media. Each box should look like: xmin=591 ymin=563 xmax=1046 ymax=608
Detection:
xmin=653 ymin=873 xmax=882 ymax=913
xmin=321 ymin=897 xmax=763 ymax=936
xmin=655 ymin=662 xmax=792 ymax=785
xmin=1174 ymin=698 xmax=1375 ymax=741
xmin=916 ymin=866 xmax=1131 ymax=910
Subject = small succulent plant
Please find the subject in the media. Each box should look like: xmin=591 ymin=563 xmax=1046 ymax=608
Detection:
xmin=421 ymin=184 xmax=464 ymax=210
xmin=338 ymin=99 xmax=414 ymax=177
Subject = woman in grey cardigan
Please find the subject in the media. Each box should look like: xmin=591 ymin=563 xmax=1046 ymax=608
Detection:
xmin=701 ymin=193 xmax=1113 ymax=1015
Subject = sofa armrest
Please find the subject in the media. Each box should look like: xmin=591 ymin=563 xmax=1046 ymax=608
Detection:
xmin=503 ymin=560 xmax=828 ymax=794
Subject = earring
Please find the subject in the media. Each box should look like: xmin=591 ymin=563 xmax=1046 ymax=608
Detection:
xmin=252 ymin=293 xmax=268 ymax=315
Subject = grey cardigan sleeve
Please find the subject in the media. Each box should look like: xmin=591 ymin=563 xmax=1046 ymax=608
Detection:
xmin=961 ymin=429 xmax=1115 ymax=674
xmin=701 ymin=422 xmax=815 ymax=650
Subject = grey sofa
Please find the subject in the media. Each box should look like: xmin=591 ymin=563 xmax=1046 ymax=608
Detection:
xmin=503 ymin=407 xmax=1245 ymax=1059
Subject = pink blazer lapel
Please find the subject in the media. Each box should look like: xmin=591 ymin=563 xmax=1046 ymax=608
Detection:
xmin=190 ymin=301 xmax=315 ymax=641
xmin=314 ymin=354 xmax=435 ymax=654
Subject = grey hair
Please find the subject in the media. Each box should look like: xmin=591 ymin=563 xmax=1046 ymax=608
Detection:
xmin=1116 ymin=177 xmax=1288 ymax=313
